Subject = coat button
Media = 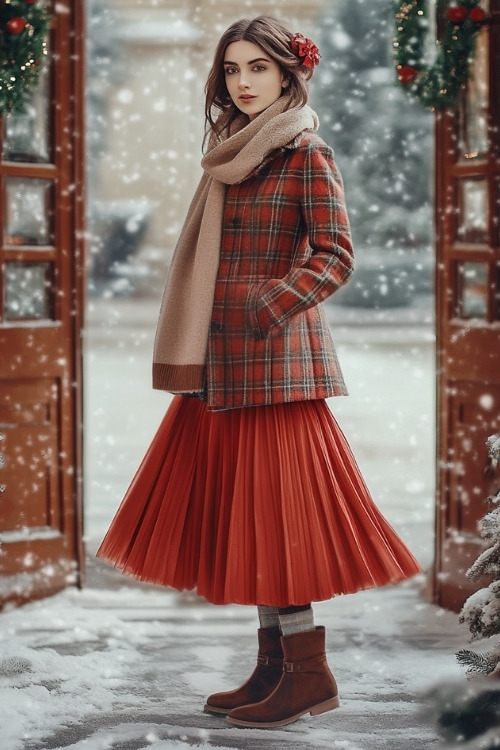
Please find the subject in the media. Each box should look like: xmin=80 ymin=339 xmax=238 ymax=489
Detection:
xmin=210 ymin=321 xmax=223 ymax=333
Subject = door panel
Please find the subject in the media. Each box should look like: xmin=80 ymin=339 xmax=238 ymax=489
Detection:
xmin=0 ymin=379 xmax=60 ymax=531
xmin=434 ymin=1 xmax=500 ymax=611
xmin=0 ymin=2 xmax=85 ymax=607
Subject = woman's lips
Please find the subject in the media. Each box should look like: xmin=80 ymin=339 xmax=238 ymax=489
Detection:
xmin=239 ymin=95 xmax=256 ymax=101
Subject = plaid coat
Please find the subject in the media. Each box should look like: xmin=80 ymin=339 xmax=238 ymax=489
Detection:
xmin=206 ymin=133 xmax=354 ymax=410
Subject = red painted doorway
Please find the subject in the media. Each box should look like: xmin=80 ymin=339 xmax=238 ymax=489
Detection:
xmin=432 ymin=0 xmax=500 ymax=611
xmin=0 ymin=2 xmax=86 ymax=608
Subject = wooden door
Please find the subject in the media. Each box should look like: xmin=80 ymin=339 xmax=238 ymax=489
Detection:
xmin=433 ymin=1 xmax=500 ymax=611
xmin=0 ymin=3 xmax=85 ymax=608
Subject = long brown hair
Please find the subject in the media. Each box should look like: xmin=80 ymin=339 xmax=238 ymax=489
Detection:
xmin=204 ymin=16 xmax=313 ymax=143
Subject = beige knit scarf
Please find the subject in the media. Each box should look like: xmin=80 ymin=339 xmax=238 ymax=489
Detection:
xmin=152 ymin=96 xmax=319 ymax=393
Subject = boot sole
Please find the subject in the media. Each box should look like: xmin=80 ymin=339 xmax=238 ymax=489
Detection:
xmin=226 ymin=694 xmax=340 ymax=728
xmin=204 ymin=704 xmax=231 ymax=716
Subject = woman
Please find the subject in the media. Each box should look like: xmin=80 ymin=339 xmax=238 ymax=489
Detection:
xmin=97 ymin=16 xmax=421 ymax=728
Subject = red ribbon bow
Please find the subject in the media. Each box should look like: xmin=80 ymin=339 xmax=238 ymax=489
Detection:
xmin=290 ymin=33 xmax=321 ymax=68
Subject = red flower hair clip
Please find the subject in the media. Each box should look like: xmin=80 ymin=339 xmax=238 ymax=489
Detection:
xmin=290 ymin=33 xmax=321 ymax=68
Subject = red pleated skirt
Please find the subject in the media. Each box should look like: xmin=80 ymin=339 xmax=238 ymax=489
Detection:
xmin=97 ymin=396 xmax=421 ymax=606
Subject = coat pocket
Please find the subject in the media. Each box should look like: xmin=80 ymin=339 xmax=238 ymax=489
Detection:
xmin=245 ymin=279 xmax=272 ymax=339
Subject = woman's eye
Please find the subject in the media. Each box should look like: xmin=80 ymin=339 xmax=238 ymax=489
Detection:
xmin=253 ymin=65 xmax=266 ymax=72
xmin=225 ymin=67 xmax=238 ymax=75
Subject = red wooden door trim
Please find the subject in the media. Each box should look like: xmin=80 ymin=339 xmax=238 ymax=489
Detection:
xmin=433 ymin=1 xmax=500 ymax=611
xmin=0 ymin=1 xmax=86 ymax=608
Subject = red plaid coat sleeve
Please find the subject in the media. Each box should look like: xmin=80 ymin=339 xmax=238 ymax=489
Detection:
xmin=206 ymin=133 xmax=354 ymax=410
xmin=248 ymin=140 xmax=354 ymax=338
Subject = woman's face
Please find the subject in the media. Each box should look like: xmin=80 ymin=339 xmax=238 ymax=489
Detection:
xmin=223 ymin=40 xmax=286 ymax=121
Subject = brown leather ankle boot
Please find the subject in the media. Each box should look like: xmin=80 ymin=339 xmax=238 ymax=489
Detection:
xmin=226 ymin=626 xmax=339 ymax=727
xmin=204 ymin=626 xmax=283 ymax=715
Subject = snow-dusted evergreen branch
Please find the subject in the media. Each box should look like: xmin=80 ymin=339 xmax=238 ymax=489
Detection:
xmin=486 ymin=435 xmax=500 ymax=461
xmin=459 ymin=583 xmax=500 ymax=641
xmin=480 ymin=504 xmax=500 ymax=542
xmin=467 ymin=543 xmax=500 ymax=580
xmin=457 ymin=435 xmax=500 ymax=677
xmin=456 ymin=648 xmax=500 ymax=677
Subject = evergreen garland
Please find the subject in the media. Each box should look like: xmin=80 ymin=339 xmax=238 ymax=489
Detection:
xmin=393 ymin=0 xmax=487 ymax=109
xmin=0 ymin=0 xmax=51 ymax=115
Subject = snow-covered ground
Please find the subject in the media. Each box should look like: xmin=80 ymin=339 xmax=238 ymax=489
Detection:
xmin=1 ymin=294 xmax=470 ymax=750
xmin=1 ymin=572 xmax=465 ymax=750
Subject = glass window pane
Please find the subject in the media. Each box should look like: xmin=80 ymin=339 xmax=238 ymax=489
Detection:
xmin=458 ymin=179 xmax=488 ymax=243
xmin=4 ymin=262 xmax=53 ymax=321
xmin=458 ymin=262 xmax=488 ymax=319
xmin=2 ymin=38 xmax=51 ymax=163
xmin=458 ymin=25 xmax=489 ymax=159
xmin=4 ymin=178 xmax=53 ymax=246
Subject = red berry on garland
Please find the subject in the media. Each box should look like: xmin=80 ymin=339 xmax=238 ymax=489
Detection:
xmin=397 ymin=65 xmax=419 ymax=84
xmin=25 ymin=0 xmax=38 ymax=4
xmin=6 ymin=17 xmax=27 ymax=34
xmin=469 ymin=6 xmax=486 ymax=22
xmin=447 ymin=6 xmax=468 ymax=23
